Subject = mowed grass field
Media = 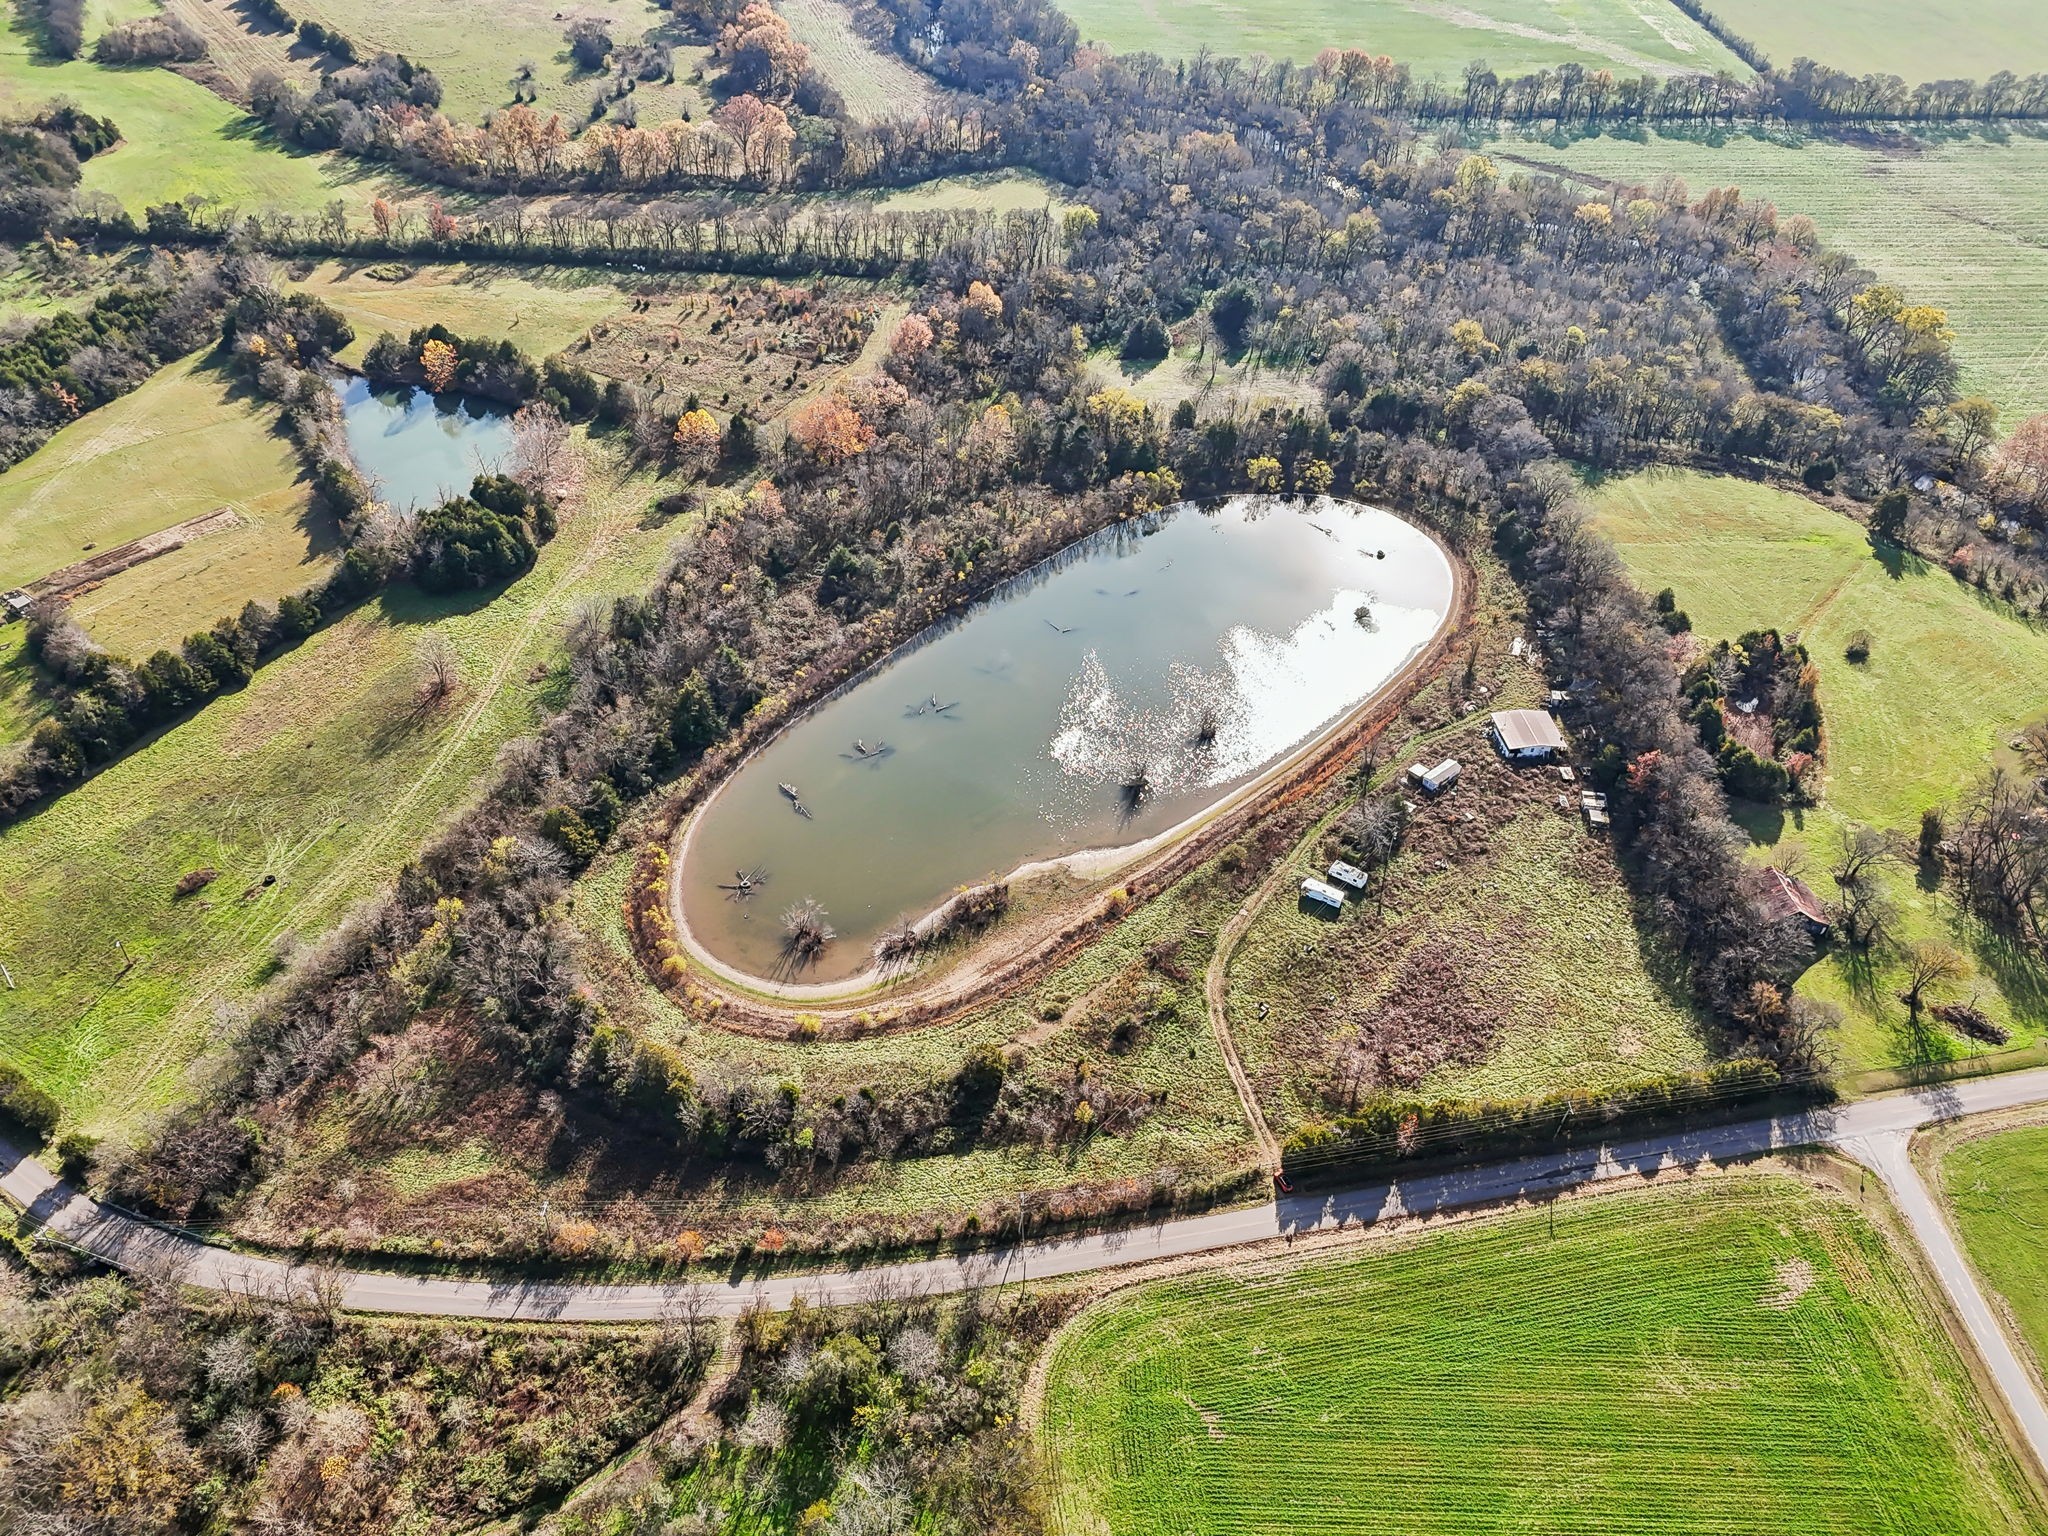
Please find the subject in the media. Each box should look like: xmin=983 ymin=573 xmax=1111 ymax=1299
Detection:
xmin=1941 ymin=1118 xmax=2048 ymax=1386
xmin=1590 ymin=468 xmax=2048 ymax=1072
xmin=283 ymin=260 xmax=633 ymax=365
xmin=779 ymin=0 xmax=937 ymax=123
xmin=1493 ymin=129 xmax=2048 ymax=424
xmin=1041 ymin=1172 xmax=2046 ymax=1536
xmin=0 ymin=443 xmax=683 ymax=1129
xmin=282 ymin=0 xmax=680 ymax=123
xmin=1055 ymin=0 xmax=1747 ymax=79
xmin=1706 ymin=0 xmax=2048 ymax=81
xmin=0 ymin=5 xmax=419 ymax=217
xmin=0 ymin=353 xmax=334 ymax=656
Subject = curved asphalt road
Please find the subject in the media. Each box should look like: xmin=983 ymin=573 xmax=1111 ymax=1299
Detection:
xmin=7 ymin=1068 xmax=2048 ymax=1471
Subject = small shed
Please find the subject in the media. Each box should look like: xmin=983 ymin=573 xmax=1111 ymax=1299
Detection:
xmin=1491 ymin=709 xmax=1568 ymax=763
xmin=1407 ymin=758 xmax=1461 ymax=796
xmin=1 ymin=589 xmax=29 ymax=623
xmin=1579 ymin=790 xmax=1611 ymax=829
xmin=1327 ymin=860 xmax=1369 ymax=892
xmin=1761 ymin=867 xmax=1830 ymax=940
xmin=1300 ymin=877 xmax=1346 ymax=914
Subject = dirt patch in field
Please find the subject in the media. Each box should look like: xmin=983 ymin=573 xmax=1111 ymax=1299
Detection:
xmin=1762 ymin=1256 xmax=1818 ymax=1309
xmin=26 ymin=506 xmax=243 ymax=598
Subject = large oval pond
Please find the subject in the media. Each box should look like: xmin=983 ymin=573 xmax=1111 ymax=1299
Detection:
xmin=680 ymin=496 xmax=1454 ymax=984
xmin=333 ymin=377 xmax=515 ymax=510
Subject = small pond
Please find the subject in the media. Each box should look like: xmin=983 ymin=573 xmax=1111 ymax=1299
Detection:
xmin=680 ymin=495 xmax=1455 ymax=985
xmin=333 ymin=376 xmax=516 ymax=511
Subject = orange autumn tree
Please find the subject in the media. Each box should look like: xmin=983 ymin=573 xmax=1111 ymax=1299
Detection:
xmin=787 ymin=392 xmax=873 ymax=464
xmin=420 ymin=339 xmax=457 ymax=393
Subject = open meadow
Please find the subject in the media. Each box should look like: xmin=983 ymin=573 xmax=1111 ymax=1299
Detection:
xmin=0 ymin=441 xmax=684 ymax=1130
xmin=1054 ymin=0 xmax=1746 ymax=79
xmin=1940 ymin=1116 xmax=2048 ymax=1383
xmin=0 ymin=3 xmax=418 ymax=218
xmin=282 ymin=259 xmax=635 ymax=365
xmin=279 ymin=0 xmax=692 ymax=123
xmin=1705 ymin=0 xmax=2048 ymax=81
xmin=1491 ymin=128 xmax=2048 ymax=425
xmin=1041 ymin=1170 xmax=2046 ymax=1536
xmin=0 ymin=352 xmax=332 ymax=656
xmin=1589 ymin=468 xmax=2048 ymax=1074
xmin=780 ymin=0 xmax=937 ymax=123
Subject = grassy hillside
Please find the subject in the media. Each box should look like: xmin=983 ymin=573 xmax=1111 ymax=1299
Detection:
xmin=1056 ymin=0 xmax=1747 ymax=79
xmin=1706 ymin=0 xmax=2048 ymax=81
xmin=1941 ymin=1119 xmax=2048 ymax=1382
xmin=1589 ymin=468 xmax=2048 ymax=1073
xmin=779 ymin=0 xmax=937 ymax=123
xmin=1042 ymin=1172 xmax=2045 ymax=1536
xmin=0 ymin=353 xmax=332 ymax=656
xmin=0 ymin=5 xmax=419 ymax=217
xmin=280 ymin=0 xmax=691 ymax=123
xmin=0 ymin=444 xmax=682 ymax=1130
xmin=1491 ymin=129 xmax=2048 ymax=425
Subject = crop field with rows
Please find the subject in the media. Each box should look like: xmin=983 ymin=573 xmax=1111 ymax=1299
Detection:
xmin=1041 ymin=1173 xmax=2045 ymax=1535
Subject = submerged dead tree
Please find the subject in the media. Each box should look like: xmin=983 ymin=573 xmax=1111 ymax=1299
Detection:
xmin=781 ymin=898 xmax=835 ymax=964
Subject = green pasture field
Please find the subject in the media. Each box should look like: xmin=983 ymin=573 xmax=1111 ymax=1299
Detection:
xmin=1940 ymin=1118 xmax=2048 ymax=1382
xmin=1589 ymin=468 xmax=2048 ymax=1074
xmin=1705 ymin=0 xmax=2048 ymax=81
xmin=1085 ymin=344 xmax=1319 ymax=420
xmin=0 ymin=352 xmax=332 ymax=656
xmin=0 ymin=4 xmax=419 ymax=218
xmin=283 ymin=260 xmax=633 ymax=365
xmin=0 ymin=625 xmax=47 ymax=747
xmin=1055 ymin=0 xmax=1746 ymax=80
xmin=1491 ymin=128 xmax=2048 ymax=425
xmin=778 ymin=0 xmax=937 ymax=124
xmin=281 ymin=0 xmax=686 ymax=124
xmin=0 ymin=442 xmax=683 ymax=1130
xmin=1041 ymin=1171 xmax=2046 ymax=1536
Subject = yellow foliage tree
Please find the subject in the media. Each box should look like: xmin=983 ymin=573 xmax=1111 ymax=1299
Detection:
xmin=672 ymin=408 xmax=722 ymax=475
xmin=420 ymin=338 xmax=457 ymax=394
xmin=1246 ymin=455 xmax=1283 ymax=492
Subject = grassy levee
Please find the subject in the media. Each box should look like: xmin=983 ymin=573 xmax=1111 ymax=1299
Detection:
xmin=1490 ymin=129 xmax=2048 ymax=424
xmin=1041 ymin=1172 xmax=2046 ymax=1536
xmin=1589 ymin=467 xmax=2048 ymax=1075
xmin=0 ymin=352 xmax=335 ymax=656
xmin=1942 ymin=1119 xmax=2048 ymax=1386
xmin=1704 ymin=0 xmax=2048 ymax=81
xmin=0 ymin=4 xmax=420 ymax=217
xmin=1055 ymin=0 xmax=1747 ymax=78
xmin=0 ymin=444 xmax=682 ymax=1131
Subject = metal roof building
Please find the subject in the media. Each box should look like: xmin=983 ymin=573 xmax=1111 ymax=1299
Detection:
xmin=1491 ymin=708 xmax=1568 ymax=762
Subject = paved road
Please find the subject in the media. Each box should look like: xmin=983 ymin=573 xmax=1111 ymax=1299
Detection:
xmin=7 ymin=1069 xmax=2048 ymax=1466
